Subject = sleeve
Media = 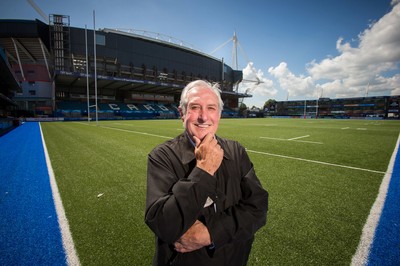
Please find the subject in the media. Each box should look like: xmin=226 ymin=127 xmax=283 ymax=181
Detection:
xmin=205 ymin=144 xmax=268 ymax=248
xmin=144 ymin=145 xmax=217 ymax=244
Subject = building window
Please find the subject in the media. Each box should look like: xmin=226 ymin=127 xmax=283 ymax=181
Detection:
xmin=96 ymin=34 xmax=106 ymax=46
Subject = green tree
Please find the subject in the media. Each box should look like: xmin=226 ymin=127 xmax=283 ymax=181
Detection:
xmin=239 ymin=103 xmax=247 ymax=117
xmin=264 ymin=99 xmax=277 ymax=114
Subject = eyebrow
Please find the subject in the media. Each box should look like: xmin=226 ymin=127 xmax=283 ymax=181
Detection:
xmin=189 ymin=103 xmax=218 ymax=108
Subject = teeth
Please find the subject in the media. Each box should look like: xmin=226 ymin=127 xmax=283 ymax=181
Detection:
xmin=197 ymin=124 xmax=209 ymax=128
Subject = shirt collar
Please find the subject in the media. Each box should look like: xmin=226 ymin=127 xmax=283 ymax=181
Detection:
xmin=186 ymin=131 xmax=196 ymax=148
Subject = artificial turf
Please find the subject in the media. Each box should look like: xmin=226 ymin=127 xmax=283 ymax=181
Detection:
xmin=36 ymin=118 xmax=400 ymax=265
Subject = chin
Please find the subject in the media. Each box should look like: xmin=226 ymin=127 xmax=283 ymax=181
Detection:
xmin=189 ymin=127 xmax=215 ymax=140
xmin=199 ymin=131 xmax=215 ymax=139
xmin=193 ymin=133 xmax=205 ymax=140
xmin=191 ymin=131 xmax=205 ymax=140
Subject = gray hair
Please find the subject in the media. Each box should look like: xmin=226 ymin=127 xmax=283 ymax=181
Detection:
xmin=179 ymin=80 xmax=224 ymax=115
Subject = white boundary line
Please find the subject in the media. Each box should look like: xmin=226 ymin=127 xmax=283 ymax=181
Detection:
xmin=246 ymin=149 xmax=385 ymax=174
xmin=39 ymin=123 xmax=81 ymax=266
xmin=351 ymin=133 xmax=400 ymax=265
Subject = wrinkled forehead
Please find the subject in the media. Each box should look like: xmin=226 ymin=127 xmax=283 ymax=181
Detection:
xmin=186 ymin=86 xmax=219 ymax=104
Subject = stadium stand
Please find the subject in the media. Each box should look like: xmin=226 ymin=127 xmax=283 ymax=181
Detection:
xmin=272 ymin=96 xmax=400 ymax=119
xmin=0 ymin=45 xmax=21 ymax=134
xmin=1 ymin=17 xmax=397 ymax=120
xmin=0 ymin=16 xmax=247 ymax=120
xmin=54 ymin=100 xmax=179 ymax=120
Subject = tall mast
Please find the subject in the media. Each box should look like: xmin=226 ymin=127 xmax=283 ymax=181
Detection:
xmin=233 ymin=31 xmax=238 ymax=70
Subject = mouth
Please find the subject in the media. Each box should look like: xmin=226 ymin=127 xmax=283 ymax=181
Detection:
xmin=195 ymin=123 xmax=212 ymax=128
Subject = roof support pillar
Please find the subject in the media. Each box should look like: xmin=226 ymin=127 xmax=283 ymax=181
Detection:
xmin=39 ymin=38 xmax=51 ymax=79
xmin=12 ymin=38 xmax=25 ymax=81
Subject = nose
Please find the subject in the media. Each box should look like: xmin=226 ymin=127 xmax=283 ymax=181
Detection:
xmin=198 ymin=108 xmax=208 ymax=121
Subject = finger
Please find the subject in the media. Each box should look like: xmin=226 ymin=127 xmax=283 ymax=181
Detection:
xmin=193 ymin=135 xmax=201 ymax=147
xmin=174 ymin=243 xmax=189 ymax=253
xmin=174 ymin=242 xmax=182 ymax=250
xmin=202 ymin=133 xmax=214 ymax=144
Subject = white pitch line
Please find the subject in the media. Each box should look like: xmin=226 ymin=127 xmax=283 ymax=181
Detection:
xmin=351 ymin=133 xmax=400 ymax=265
xmin=259 ymin=136 xmax=286 ymax=141
xmin=246 ymin=149 xmax=385 ymax=174
xmin=101 ymin=125 xmax=172 ymax=139
xmin=40 ymin=123 xmax=81 ymax=266
xmin=78 ymin=122 xmax=381 ymax=174
xmin=260 ymin=136 xmax=323 ymax=145
xmin=290 ymin=139 xmax=324 ymax=145
xmin=288 ymin=135 xmax=310 ymax=141
xmin=74 ymin=122 xmax=173 ymax=139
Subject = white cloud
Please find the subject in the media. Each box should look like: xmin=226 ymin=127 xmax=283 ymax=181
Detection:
xmin=238 ymin=62 xmax=277 ymax=106
xmin=306 ymin=2 xmax=400 ymax=98
xmin=239 ymin=2 xmax=400 ymax=106
xmin=262 ymin=2 xmax=400 ymax=101
xmin=268 ymin=62 xmax=317 ymax=98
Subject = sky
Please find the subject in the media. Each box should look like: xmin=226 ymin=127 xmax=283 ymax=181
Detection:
xmin=1 ymin=0 xmax=400 ymax=108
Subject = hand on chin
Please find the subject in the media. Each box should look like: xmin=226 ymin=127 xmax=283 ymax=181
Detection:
xmin=194 ymin=130 xmax=212 ymax=141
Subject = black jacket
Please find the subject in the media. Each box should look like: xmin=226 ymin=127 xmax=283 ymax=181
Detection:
xmin=145 ymin=133 xmax=268 ymax=266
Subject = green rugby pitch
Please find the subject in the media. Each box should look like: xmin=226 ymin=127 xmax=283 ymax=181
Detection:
xmin=41 ymin=118 xmax=400 ymax=265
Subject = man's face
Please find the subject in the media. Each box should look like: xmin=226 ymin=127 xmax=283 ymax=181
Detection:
xmin=181 ymin=86 xmax=221 ymax=141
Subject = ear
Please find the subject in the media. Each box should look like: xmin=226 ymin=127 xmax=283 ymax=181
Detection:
xmin=178 ymin=107 xmax=185 ymax=122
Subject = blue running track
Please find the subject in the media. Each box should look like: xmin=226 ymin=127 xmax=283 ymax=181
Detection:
xmin=0 ymin=122 xmax=66 ymax=265
xmin=367 ymin=143 xmax=400 ymax=266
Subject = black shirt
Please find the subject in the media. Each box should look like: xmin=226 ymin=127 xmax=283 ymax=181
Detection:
xmin=145 ymin=133 xmax=268 ymax=266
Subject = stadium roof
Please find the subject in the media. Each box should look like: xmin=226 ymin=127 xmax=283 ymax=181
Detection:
xmin=54 ymin=69 xmax=185 ymax=95
xmin=54 ymin=69 xmax=251 ymax=98
xmin=101 ymin=28 xmax=218 ymax=61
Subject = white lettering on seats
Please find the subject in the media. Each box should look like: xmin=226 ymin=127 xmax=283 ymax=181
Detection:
xmin=109 ymin=103 xmax=120 ymax=110
xmin=159 ymin=105 xmax=169 ymax=111
xmin=126 ymin=104 xmax=139 ymax=111
xmin=143 ymin=105 xmax=155 ymax=111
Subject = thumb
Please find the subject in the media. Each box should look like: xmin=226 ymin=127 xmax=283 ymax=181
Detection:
xmin=193 ymin=135 xmax=201 ymax=147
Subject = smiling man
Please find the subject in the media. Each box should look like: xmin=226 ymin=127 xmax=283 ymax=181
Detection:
xmin=145 ymin=80 xmax=268 ymax=266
